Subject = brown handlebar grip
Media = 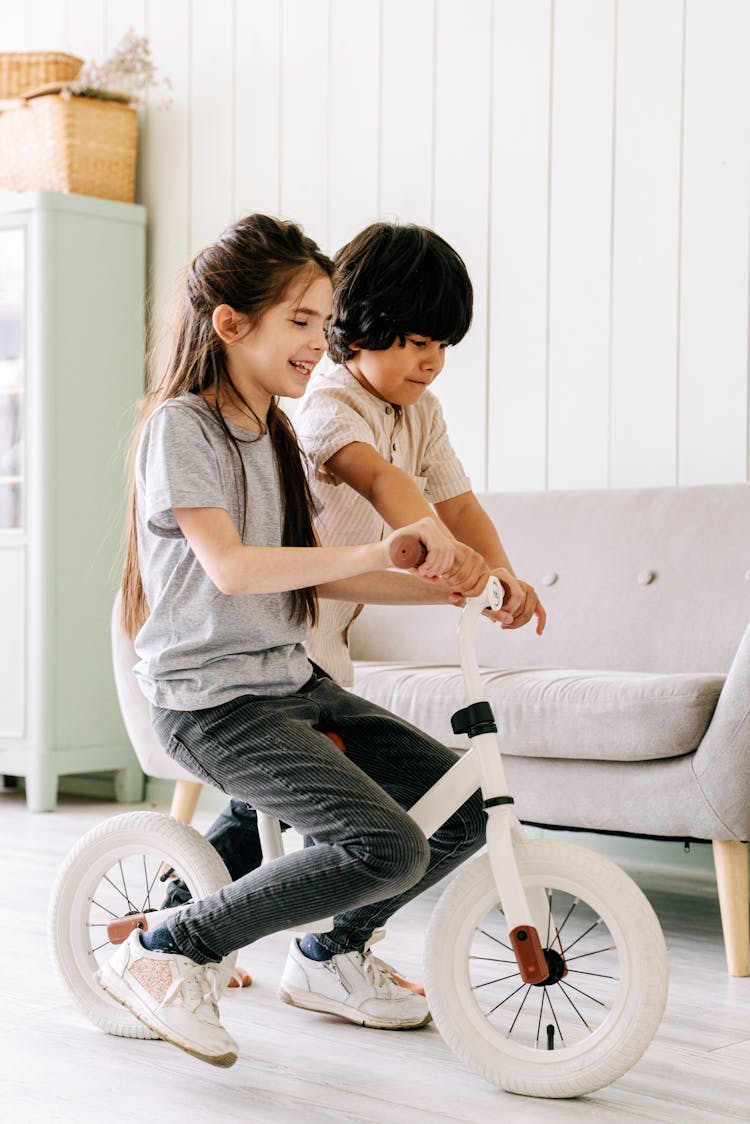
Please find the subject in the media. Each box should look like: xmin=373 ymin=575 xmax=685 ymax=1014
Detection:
xmin=389 ymin=534 xmax=427 ymax=569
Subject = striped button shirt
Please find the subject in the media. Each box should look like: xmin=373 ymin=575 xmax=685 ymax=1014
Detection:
xmin=293 ymin=363 xmax=471 ymax=685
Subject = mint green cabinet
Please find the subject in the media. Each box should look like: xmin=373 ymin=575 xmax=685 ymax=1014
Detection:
xmin=0 ymin=191 xmax=145 ymax=810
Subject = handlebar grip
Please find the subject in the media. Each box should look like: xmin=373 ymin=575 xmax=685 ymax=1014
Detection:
xmin=389 ymin=534 xmax=427 ymax=570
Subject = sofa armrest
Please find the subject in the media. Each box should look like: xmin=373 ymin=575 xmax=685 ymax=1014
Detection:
xmin=693 ymin=620 xmax=750 ymax=839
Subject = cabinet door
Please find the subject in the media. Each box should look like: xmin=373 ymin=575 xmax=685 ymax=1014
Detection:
xmin=0 ymin=547 xmax=24 ymax=736
xmin=0 ymin=225 xmax=25 ymax=736
xmin=0 ymin=226 xmax=24 ymax=530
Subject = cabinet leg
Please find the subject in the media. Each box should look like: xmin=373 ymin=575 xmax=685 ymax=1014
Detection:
xmin=169 ymin=779 xmax=203 ymax=824
xmin=25 ymin=768 xmax=58 ymax=813
xmin=712 ymin=839 xmax=750 ymax=976
xmin=114 ymin=764 xmax=145 ymax=803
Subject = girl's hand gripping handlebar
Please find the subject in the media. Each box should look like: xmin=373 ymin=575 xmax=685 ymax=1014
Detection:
xmin=388 ymin=533 xmax=504 ymax=616
xmin=388 ymin=533 xmax=429 ymax=572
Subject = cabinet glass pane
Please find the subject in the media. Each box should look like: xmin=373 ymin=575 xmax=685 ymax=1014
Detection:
xmin=0 ymin=227 xmax=24 ymax=530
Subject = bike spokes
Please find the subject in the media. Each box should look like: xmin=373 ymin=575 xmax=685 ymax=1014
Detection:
xmin=469 ymin=887 xmax=621 ymax=1050
xmin=85 ymin=851 xmax=191 ymax=967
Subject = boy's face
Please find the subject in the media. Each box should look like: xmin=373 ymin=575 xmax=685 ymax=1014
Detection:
xmin=346 ymin=335 xmax=448 ymax=407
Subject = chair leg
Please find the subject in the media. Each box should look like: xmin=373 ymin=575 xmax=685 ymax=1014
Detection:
xmin=169 ymin=779 xmax=203 ymax=824
xmin=712 ymin=840 xmax=750 ymax=977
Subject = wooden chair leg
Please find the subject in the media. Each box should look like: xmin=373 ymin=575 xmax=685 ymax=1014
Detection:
xmin=169 ymin=779 xmax=203 ymax=824
xmin=712 ymin=840 xmax=750 ymax=976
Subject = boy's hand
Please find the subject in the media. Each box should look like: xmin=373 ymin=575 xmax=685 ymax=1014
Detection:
xmin=486 ymin=568 xmax=546 ymax=635
xmin=443 ymin=543 xmax=491 ymax=600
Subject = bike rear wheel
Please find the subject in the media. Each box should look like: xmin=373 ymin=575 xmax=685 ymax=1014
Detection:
xmin=425 ymin=839 xmax=668 ymax=1098
xmin=49 ymin=811 xmax=236 ymax=1039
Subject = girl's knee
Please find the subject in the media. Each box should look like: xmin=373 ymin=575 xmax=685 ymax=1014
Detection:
xmin=356 ymin=817 xmax=430 ymax=895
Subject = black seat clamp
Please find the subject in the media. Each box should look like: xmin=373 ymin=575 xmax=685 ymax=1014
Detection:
xmin=451 ymin=701 xmax=497 ymax=738
xmin=484 ymin=795 xmax=515 ymax=809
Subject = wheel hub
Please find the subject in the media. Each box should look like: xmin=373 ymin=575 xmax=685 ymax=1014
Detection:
xmin=532 ymin=947 xmax=567 ymax=987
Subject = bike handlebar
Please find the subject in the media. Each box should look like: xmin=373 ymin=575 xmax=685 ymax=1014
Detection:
xmin=388 ymin=534 xmax=427 ymax=571
xmin=388 ymin=533 xmax=504 ymax=616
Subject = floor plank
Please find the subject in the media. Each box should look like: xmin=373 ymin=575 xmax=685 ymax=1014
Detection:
xmin=1 ymin=791 xmax=749 ymax=1122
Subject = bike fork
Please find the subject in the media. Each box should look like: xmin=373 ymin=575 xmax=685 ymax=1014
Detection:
xmin=452 ymin=577 xmax=552 ymax=983
xmin=468 ymin=720 xmax=552 ymax=986
xmin=484 ymin=806 xmax=551 ymax=984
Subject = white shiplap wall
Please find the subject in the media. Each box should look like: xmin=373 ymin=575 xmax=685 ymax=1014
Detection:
xmin=3 ymin=0 xmax=749 ymax=492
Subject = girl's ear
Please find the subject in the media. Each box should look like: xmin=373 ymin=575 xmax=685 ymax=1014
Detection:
xmin=212 ymin=304 xmax=244 ymax=344
xmin=347 ymin=339 xmax=363 ymax=354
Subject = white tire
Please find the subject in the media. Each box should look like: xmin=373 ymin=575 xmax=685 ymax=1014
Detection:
xmin=49 ymin=811 xmax=236 ymax=1039
xmin=425 ymin=840 xmax=668 ymax=1098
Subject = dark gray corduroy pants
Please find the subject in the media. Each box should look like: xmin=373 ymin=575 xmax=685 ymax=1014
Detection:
xmin=153 ymin=673 xmax=486 ymax=965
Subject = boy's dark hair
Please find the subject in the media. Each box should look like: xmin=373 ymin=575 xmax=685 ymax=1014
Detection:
xmin=326 ymin=222 xmax=473 ymax=363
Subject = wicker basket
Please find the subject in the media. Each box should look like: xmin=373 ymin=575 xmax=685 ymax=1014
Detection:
xmin=0 ymin=52 xmax=83 ymax=98
xmin=0 ymin=93 xmax=138 ymax=203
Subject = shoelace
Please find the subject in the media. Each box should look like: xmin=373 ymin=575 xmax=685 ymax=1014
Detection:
xmin=358 ymin=949 xmax=400 ymax=995
xmin=363 ymin=930 xmax=407 ymax=992
xmin=163 ymin=962 xmax=223 ymax=1021
xmin=360 ymin=932 xmax=411 ymax=997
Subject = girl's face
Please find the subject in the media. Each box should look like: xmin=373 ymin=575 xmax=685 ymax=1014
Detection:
xmin=225 ymin=272 xmax=333 ymax=413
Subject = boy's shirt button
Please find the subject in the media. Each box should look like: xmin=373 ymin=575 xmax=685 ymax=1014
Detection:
xmin=385 ymin=405 xmax=393 ymax=414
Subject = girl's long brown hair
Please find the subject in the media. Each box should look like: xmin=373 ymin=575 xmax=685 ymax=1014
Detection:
xmin=121 ymin=214 xmax=334 ymax=639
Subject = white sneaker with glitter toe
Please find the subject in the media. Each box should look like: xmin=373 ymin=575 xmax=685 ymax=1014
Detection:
xmin=278 ymin=937 xmax=431 ymax=1030
xmin=96 ymin=929 xmax=238 ymax=1067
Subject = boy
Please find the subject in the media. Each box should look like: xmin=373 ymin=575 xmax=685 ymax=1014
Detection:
xmin=296 ymin=221 xmax=544 ymax=685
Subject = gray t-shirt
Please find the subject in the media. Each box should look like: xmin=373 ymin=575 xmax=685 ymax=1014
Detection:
xmin=133 ymin=395 xmax=312 ymax=709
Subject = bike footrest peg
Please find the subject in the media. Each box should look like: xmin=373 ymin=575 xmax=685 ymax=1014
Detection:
xmin=106 ymin=913 xmax=149 ymax=945
xmin=509 ymin=925 xmax=550 ymax=984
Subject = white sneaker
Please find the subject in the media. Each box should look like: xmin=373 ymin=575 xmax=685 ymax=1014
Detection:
xmin=278 ymin=938 xmax=431 ymax=1030
xmin=96 ymin=929 xmax=238 ymax=1067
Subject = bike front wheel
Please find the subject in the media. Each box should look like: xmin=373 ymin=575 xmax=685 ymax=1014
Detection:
xmin=425 ymin=839 xmax=668 ymax=1098
xmin=49 ymin=811 xmax=236 ymax=1039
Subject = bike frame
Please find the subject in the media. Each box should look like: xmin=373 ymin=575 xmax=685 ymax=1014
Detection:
xmin=257 ymin=577 xmax=550 ymax=981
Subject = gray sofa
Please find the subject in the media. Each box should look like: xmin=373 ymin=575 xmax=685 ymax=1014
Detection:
xmin=349 ymin=483 xmax=750 ymax=975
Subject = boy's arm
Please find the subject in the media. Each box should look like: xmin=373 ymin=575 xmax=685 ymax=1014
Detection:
xmin=434 ymin=491 xmax=513 ymax=570
xmin=325 ymin=442 xmax=491 ymax=601
xmin=327 ymin=441 xmax=438 ymax=526
xmin=435 ymin=491 xmax=546 ymax=635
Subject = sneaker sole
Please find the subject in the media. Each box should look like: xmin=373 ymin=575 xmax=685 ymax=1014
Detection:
xmin=278 ymin=985 xmax=432 ymax=1030
xmin=97 ymin=966 xmax=238 ymax=1068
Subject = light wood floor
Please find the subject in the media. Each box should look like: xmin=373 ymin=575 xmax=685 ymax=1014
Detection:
xmin=1 ymin=791 xmax=749 ymax=1124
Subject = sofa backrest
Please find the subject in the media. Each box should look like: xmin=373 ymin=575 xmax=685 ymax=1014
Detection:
xmin=349 ymin=483 xmax=750 ymax=674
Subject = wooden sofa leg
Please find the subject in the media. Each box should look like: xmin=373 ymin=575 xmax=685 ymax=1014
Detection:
xmin=712 ymin=840 xmax=750 ymax=977
xmin=169 ymin=779 xmax=203 ymax=824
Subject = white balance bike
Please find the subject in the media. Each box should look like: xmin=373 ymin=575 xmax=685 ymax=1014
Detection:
xmin=49 ymin=535 xmax=668 ymax=1098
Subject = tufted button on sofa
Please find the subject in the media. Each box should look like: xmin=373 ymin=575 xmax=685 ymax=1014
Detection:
xmin=349 ymin=483 xmax=750 ymax=976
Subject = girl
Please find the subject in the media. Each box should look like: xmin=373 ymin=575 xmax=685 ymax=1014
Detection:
xmin=98 ymin=214 xmax=487 ymax=1069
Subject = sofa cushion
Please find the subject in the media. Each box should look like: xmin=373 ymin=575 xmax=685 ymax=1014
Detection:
xmin=351 ymin=662 xmax=725 ymax=763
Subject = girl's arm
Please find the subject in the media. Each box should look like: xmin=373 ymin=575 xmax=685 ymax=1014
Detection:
xmin=317 ymin=570 xmax=458 ymax=605
xmin=172 ymin=507 xmax=454 ymax=595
